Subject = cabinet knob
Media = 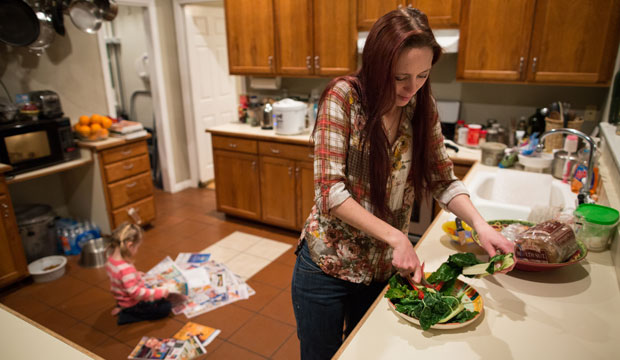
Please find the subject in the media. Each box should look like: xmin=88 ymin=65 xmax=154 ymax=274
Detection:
xmin=228 ymin=143 xmax=238 ymax=148
xmin=314 ymin=56 xmax=320 ymax=70
xmin=532 ymin=57 xmax=538 ymax=73
xmin=123 ymin=163 xmax=135 ymax=170
xmin=288 ymin=166 xmax=293 ymax=176
xmin=252 ymin=161 xmax=256 ymax=171
xmin=121 ymin=149 xmax=132 ymax=155
xmin=306 ymin=55 xmax=312 ymax=70
xmin=518 ymin=57 xmax=524 ymax=75
xmin=295 ymin=167 xmax=300 ymax=177
xmin=1 ymin=203 xmax=7 ymax=209
xmin=270 ymin=148 xmax=280 ymax=154
xmin=126 ymin=181 xmax=137 ymax=188
xmin=308 ymin=154 xmax=314 ymax=159
xmin=268 ymin=55 xmax=273 ymax=72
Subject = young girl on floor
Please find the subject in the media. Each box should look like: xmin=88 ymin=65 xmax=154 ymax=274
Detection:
xmin=106 ymin=222 xmax=185 ymax=325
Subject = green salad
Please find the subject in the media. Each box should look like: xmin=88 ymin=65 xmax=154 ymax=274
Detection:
xmin=385 ymin=252 xmax=514 ymax=330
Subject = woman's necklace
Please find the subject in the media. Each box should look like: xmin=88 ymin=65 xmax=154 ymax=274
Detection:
xmin=384 ymin=107 xmax=403 ymax=139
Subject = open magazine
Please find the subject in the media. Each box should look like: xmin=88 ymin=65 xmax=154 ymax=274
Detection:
xmin=143 ymin=253 xmax=255 ymax=318
xmin=128 ymin=336 xmax=206 ymax=360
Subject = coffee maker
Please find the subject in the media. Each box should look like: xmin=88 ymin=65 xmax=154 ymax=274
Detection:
xmin=261 ymin=102 xmax=274 ymax=130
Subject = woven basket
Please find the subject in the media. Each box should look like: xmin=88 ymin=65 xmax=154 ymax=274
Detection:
xmin=543 ymin=116 xmax=584 ymax=152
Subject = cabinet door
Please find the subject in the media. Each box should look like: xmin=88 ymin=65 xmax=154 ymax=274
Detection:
xmin=527 ymin=0 xmax=620 ymax=84
xmin=224 ymin=0 xmax=276 ymax=74
xmin=412 ymin=0 xmax=461 ymax=28
xmin=296 ymin=160 xmax=315 ymax=230
xmin=314 ymin=0 xmax=357 ymax=76
xmin=213 ymin=150 xmax=261 ymax=220
xmin=274 ymin=0 xmax=314 ymax=75
xmin=357 ymin=0 xmax=401 ymax=30
xmin=457 ymin=0 xmax=536 ymax=81
xmin=260 ymin=156 xmax=297 ymax=228
xmin=0 ymin=194 xmax=28 ymax=288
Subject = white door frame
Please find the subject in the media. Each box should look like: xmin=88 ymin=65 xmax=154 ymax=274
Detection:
xmin=173 ymin=0 xmax=243 ymax=186
xmin=97 ymin=0 xmax=177 ymax=192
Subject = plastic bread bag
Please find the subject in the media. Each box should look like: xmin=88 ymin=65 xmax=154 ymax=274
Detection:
xmin=514 ymin=220 xmax=578 ymax=263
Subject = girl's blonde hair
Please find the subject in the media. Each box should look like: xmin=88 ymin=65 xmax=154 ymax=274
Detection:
xmin=107 ymin=222 xmax=143 ymax=261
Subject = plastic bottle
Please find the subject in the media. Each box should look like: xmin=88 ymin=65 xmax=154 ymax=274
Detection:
xmin=571 ymin=148 xmax=599 ymax=195
xmin=562 ymin=135 xmax=579 ymax=183
xmin=454 ymin=120 xmax=465 ymax=143
xmin=457 ymin=126 xmax=469 ymax=146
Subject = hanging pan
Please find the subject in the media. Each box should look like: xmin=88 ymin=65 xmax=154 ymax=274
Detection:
xmin=68 ymin=0 xmax=103 ymax=34
xmin=0 ymin=0 xmax=40 ymax=47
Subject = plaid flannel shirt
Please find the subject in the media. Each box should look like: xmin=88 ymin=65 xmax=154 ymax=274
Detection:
xmin=300 ymin=80 xmax=468 ymax=285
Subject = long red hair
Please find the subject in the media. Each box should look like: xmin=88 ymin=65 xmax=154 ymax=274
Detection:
xmin=314 ymin=8 xmax=442 ymax=219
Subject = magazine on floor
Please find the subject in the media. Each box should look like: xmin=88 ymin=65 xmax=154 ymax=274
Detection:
xmin=128 ymin=336 xmax=206 ymax=360
xmin=143 ymin=253 xmax=254 ymax=318
xmin=173 ymin=322 xmax=221 ymax=347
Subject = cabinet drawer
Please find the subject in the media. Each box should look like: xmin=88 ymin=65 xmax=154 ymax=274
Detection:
xmin=212 ymin=135 xmax=257 ymax=154
xmin=259 ymin=141 xmax=314 ymax=162
xmin=104 ymin=154 xmax=150 ymax=183
xmin=101 ymin=141 xmax=148 ymax=164
xmin=107 ymin=172 xmax=153 ymax=209
xmin=112 ymin=196 xmax=155 ymax=228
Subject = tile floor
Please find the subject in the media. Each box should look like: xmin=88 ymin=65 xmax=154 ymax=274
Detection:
xmin=0 ymin=188 xmax=302 ymax=360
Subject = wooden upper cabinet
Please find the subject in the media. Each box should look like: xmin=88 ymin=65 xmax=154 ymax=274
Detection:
xmin=357 ymin=0 xmax=401 ymax=30
xmin=314 ymin=0 xmax=357 ymax=76
xmin=411 ymin=0 xmax=461 ymax=28
xmin=457 ymin=0 xmax=536 ymax=81
xmin=225 ymin=0 xmax=276 ymax=75
xmin=274 ymin=0 xmax=314 ymax=75
xmin=527 ymin=0 xmax=620 ymax=84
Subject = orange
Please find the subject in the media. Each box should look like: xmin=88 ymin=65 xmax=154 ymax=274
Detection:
xmin=90 ymin=114 xmax=102 ymax=124
xmin=90 ymin=123 xmax=102 ymax=133
xmin=100 ymin=128 xmax=109 ymax=137
xmin=78 ymin=125 xmax=91 ymax=137
xmin=79 ymin=115 xmax=90 ymax=126
xmin=101 ymin=117 xmax=112 ymax=129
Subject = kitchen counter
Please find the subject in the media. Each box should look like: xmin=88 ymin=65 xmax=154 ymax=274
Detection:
xmin=0 ymin=304 xmax=102 ymax=359
xmin=206 ymin=123 xmax=482 ymax=164
xmin=335 ymin=161 xmax=620 ymax=360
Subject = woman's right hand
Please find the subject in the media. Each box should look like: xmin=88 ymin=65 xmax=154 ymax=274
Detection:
xmin=391 ymin=235 xmax=423 ymax=284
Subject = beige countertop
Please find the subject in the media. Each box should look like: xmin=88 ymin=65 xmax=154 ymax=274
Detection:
xmin=76 ymin=134 xmax=151 ymax=151
xmin=0 ymin=304 xmax=102 ymax=359
xmin=335 ymin=161 xmax=620 ymax=360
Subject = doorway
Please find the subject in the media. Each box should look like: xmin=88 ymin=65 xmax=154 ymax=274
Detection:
xmin=174 ymin=0 xmax=243 ymax=185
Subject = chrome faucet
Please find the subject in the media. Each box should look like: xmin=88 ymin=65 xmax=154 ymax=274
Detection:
xmin=536 ymin=128 xmax=596 ymax=204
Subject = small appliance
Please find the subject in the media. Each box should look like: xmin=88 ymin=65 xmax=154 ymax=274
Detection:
xmin=27 ymin=90 xmax=63 ymax=119
xmin=273 ymin=98 xmax=307 ymax=135
xmin=0 ymin=116 xmax=80 ymax=176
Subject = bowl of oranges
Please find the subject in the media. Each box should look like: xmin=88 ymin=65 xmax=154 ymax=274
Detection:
xmin=74 ymin=114 xmax=113 ymax=141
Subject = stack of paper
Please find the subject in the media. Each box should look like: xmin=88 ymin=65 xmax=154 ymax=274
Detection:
xmin=128 ymin=336 xmax=205 ymax=360
xmin=110 ymin=120 xmax=148 ymax=140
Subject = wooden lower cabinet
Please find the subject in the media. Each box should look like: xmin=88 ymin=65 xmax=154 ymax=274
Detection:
xmin=296 ymin=160 xmax=315 ymax=229
xmin=211 ymin=134 xmax=314 ymax=231
xmin=98 ymin=139 xmax=156 ymax=229
xmin=213 ymin=149 xmax=261 ymax=220
xmin=0 ymin=177 xmax=28 ymax=288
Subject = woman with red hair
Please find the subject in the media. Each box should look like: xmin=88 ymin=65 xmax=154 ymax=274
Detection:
xmin=291 ymin=7 xmax=514 ymax=359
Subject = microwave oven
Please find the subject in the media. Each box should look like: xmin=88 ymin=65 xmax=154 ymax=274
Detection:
xmin=0 ymin=117 xmax=80 ymax=176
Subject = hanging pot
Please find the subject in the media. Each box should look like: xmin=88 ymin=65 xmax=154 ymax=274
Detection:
xmin=0 ymin=0 xmax=40 ymax=47
xmin=95 ymin=0 xmax=118 ymax=21
xmin=29 ymin=6 xmax=56 ymax=56
xmin=68 ymin=0 xmax=103 ymax=34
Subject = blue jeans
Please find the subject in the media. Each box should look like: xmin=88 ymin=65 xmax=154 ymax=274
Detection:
xmin=291 ymin=241 xmax=387 ymax=360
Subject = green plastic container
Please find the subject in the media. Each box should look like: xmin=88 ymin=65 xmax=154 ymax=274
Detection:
xmin=574 ymin=204 xmax=620 ymax=251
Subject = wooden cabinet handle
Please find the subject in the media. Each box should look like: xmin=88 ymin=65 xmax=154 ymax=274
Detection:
xmin=532 ymin=57 xmax=538 ymax=73
xmin=268 ymin=56 xmax=273 ymax=72
xmin=314 ymin=56 xmax=320 ymax=70
xmin=123 ymin=163 xmax=135 ymax=170
xmin=126 ymin=182 xmax=137 ymax=188
xmin=295 ymin=167 xmax=299 ymax=177
xmin=306 ymin=55 xmax=312 ymax=70
xmin=121 ymin=149 xmax=132 ymax=155
xmin=270 ymin=148 xmax=280 ymax=154
xmin=288 ymin=167 xmax=293 ymax=176
xmin=308 ymin=154 xmax=314 ymax=159
xmin=252 ymin=161 xmax=256 ymax=171
xmin=518 ymin=57 xmax=524 ymax=76
xmin=228 ymin=143 xmax=238 ymax=148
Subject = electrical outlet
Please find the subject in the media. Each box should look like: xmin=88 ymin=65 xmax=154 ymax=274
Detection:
xmin=584 ymin=105 xmax=598 ymax=122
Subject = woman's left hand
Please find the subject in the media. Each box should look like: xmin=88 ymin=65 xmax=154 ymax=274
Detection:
xmin=475 ymin=222 xmax=516 ymax=273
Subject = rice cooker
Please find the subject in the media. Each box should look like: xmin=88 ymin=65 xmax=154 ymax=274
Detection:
xmin=273 ymin=98 xmax=307 ymax=135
